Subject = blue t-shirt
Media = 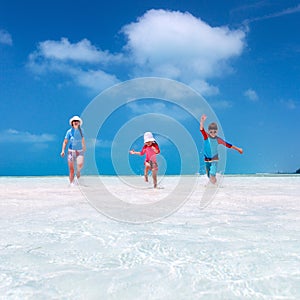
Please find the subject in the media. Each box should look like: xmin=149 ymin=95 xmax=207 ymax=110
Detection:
xmin=65 ymin=128 xmax=84 ymax=150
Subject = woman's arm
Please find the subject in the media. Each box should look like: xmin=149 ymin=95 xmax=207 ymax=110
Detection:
xmin=61 ymin=139 xmax=68 ymax=157
xmin=82 ymin=137 xmax=86 ymax=152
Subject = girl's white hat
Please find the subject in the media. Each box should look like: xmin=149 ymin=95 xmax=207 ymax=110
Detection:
xmin=69 ymin=116 xmax=83 ymax=126
xmin=144 ymin=132 xmax=155 ymax=143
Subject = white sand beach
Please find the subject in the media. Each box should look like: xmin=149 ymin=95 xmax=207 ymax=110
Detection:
xmin=0 ymin=175 xmax=299 ymax=299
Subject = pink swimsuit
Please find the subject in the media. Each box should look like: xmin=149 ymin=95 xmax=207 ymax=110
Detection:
xmin=140 ymin=143 xmax=160 ymax=170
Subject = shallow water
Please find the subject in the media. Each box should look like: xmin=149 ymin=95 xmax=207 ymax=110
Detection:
xmin=0 ymin=175 xmax=299 ymax=299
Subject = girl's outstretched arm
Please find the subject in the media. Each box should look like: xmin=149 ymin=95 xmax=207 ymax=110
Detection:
xmin=129 ymin=150 xmax=141 ymax=155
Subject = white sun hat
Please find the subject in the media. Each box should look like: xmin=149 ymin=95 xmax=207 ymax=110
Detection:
xmin=144 ymin=132 xmax=155 ymax=143
xmin=69 ymin=115 xmax=83 ymax=126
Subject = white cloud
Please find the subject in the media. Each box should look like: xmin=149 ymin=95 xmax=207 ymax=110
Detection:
xmin=122 ymin=9 xmax=246 ymax=81
xmin=127 ymin=101 xmax=196 ymax=121
xmin=28 ymin=38 xmax=121 ymax=92
xmin=28 ymin=9 xmax=246 ymax=96
xmin=0 ymin=29 xmax=13 ymax=45
xmin=244 ymin=88 xmax=259 ymax=101
xmin=189 ymin=79 xmax=220 ymax=96
xmin=281 ymin=99 xmax=297 ymax=110
xmin=95 ymin=139 xmax=112 ymax=148
xmin=86 ymin=138 xmax=112 ymax=149
xmin=0 ymin=129 xmax=56 ymax=144
xmin=128 ymin=101 xmax=167 ymax=114
xmin=210 ymin=99 xmax=233 ymax=109
xmin=74 ymin=69 xmax=120 ymax=92
xmin=36 ymin=38 xmax=122 ymax=64
xmin=244 ymin=4 xmax=300 ymax=24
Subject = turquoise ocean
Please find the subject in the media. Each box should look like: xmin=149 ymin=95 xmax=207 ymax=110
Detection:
xmin=0 ymin=175 xmax=299 ymax=299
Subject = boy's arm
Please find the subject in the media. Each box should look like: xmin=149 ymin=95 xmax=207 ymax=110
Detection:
xmin=199 ymin=114 xmax=209 ymax=139
xmin=200 ymin=114 xmax=207 ymax=131
xmin=217 ymin=138 xmax=243 ymax=154
xmin=231 ymin=145 xmax=243 ymax=154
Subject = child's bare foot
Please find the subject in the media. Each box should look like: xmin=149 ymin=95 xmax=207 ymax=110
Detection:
xmin=210 ymin=176 xmax=216 ymax=184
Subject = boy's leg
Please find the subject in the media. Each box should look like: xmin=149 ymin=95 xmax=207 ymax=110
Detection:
xmin=210 ymin=175 xmax=217 ymax=184
xmin=205 ymin=162 xmax=211 ymax=178
xmin=209 ymin=162 xmax=217 ymax=184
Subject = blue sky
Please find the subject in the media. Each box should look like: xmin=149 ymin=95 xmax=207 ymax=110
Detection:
xmin=0 ymin=0 xmax=300 ymax=176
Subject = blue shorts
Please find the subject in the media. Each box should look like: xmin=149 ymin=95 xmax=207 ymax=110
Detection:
xmin=205 ymin=161 xmax=217 ymax=177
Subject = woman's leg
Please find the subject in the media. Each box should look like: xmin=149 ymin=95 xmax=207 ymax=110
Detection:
xmin=76 ymin=154 xmax=84 ymax=179
xmin=68 ymin=161 xmax=75 ymax=183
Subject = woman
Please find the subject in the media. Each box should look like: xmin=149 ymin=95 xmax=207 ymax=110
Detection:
xmin=61 ymin=116 xmax=86 ymax=185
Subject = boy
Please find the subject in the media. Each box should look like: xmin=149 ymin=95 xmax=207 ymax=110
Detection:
xmin=200 ymin=114 xmax=243 ymax=184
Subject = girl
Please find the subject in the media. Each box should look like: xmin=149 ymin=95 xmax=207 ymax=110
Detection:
xmin=130 ymin=132 xmax=160 ymax=188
